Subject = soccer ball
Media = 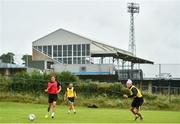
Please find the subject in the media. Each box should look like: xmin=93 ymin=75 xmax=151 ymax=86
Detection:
xmin=28 ymin=114 xmax=36 ymax=121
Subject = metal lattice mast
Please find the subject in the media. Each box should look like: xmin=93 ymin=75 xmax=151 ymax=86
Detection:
xmin=127 ymin=3 xmax=139 ymax=56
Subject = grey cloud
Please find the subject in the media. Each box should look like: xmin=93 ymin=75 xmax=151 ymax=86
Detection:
xmin=0 ymin=0 xmax=180 ymax=64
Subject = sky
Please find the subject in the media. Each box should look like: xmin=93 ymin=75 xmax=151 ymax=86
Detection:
xmin=0 ymin=0 xmax=180 ymax=66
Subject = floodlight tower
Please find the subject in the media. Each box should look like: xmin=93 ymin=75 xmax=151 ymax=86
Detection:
xmin=127 ymin=2 xmax=139 ymax=56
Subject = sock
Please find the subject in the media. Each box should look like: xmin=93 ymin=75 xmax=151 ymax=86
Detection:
xmin=48 ymin=107 xmax=50 ymax=112
xmin=51 ymin=112 xmax=55 ymax=117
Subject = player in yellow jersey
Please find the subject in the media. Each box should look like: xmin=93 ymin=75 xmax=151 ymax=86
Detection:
xmin=64 ymin=83 xmax=77 ymax=114
xmin=123 ymin=79 xmax=144 ymax=120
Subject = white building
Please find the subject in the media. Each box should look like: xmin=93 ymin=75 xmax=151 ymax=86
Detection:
xmin=32 ymin=28 xmax=153 ymax=80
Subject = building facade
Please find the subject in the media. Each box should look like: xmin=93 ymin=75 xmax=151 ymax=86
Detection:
xmin=32 ymin=28 xmax=153 ymax=79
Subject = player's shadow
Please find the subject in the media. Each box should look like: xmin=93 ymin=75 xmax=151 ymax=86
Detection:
xmin=87 ymin=104 xmax=98 ymax=108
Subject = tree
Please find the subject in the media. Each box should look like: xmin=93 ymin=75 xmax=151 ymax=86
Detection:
xmin=0 ymin=52 xmax=15 ymax=64
xmin=21 ymin=54 xmax=32 ymax=66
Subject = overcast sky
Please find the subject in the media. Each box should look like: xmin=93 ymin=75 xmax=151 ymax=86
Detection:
xmin=0 ymin=0 xmax=180 ymax=65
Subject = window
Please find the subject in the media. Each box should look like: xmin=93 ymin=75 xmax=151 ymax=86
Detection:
xmin=54 ymin=58 xmax=58 ymax=61
xmin=68 ymin=45 xmax=72 ymax=56
xmin=73 ymin=45 xmax=77 ymax=56
xmin=48 ymin=45 xmax=52 ymax=57
xmin=58 ymin=58 xmax=62 ymax=63
xmin=77 ymin=44 xmax=81 ymax=56
xmin=63 ymin=45 xmax=67 ymax=57
xmin=43 ymin=46 xmax=47 ymax=54
xmin=44 ymin=44 xmax=91 ymax=64
xmin=34 ymin=46 xmax=38 ymax=49
xmin=85 ymin=57 xmax=90 ymax=64
xmin=82 ymin=57 xmax=86 ymax=64
xmin=82 ymin=44 xmax=85 ymax=56
xmin=73 ymin=57 xmax=77 ymax=64
xmin=38 ymin=46 xmax=42 ymax=52
xmin=77 ymin=57 xmax=81 ymax=64
xmin=58 ymin=45 xmax=62 ymax=57
xmin=86 ymin=44 xmax=90 ymax=56
xmin=47 ymin=61 xmax=54 ymax=69
xmin=63 ymin=58 xmax=67 ymax=64
xmin=53 ymin=45 xmax=57 ymax=57
xmin=68 ymin=58 xmax=72 ymax=64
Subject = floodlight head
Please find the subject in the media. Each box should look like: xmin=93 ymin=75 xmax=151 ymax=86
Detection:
xmin=127 ymin=3 xmax=140 ymax=13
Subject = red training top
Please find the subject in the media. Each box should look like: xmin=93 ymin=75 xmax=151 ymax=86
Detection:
xmin=47 ymin=81 xmax=59 ymax=94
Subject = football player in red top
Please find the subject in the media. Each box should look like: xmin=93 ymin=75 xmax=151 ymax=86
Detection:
xmin=45 ymin=76 xmax=61 ymax=118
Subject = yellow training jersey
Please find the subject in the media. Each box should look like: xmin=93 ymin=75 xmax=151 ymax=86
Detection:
xmin=130 ymin=85 xmax=142 ymax=98
xmin=67 ymin=87 xmax=75 ymax=97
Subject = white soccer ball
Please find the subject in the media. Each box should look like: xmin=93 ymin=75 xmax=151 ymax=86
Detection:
xmin=28 ymin=114 xmax=36 ymax=121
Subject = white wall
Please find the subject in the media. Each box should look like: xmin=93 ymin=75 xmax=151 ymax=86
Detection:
xmin=52 ymin=64 xmax=115 ymax=74
xmin=33 ymin=29 xmax=91 ymax=46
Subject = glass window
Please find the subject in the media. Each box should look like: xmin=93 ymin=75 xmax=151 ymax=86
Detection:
xmin=73 ymin=45 xmax=77 ymax=56
xmin=82 ymin=44 xmax=85 ymax=56
xmin=58 ymin=45 xmax=62 ymax=57
xmin=86 ymin=57 xmax=90 ymax=64
xmin=63 ymin=58 xmax=67 ymax=64
xmin=34 ymin=46 xmax=38 ymax=49
xmin=86 ymin=44 xmax=90 ymax=56
xmin=58 ymin=58 xmax=62 ymax=63
xmin=48 ymin=45 xmax=52 ymax=57
xmin=68 ymin=45 xmax=72 ymax=56
xmin=38 ymin=46 xmax=42 ymax=52
xmin=82 ymin=57 xmax=86 ymax=64
xmin=54 ymin=58 xmax=58 ymax=61
xmin=43 ymin=46 xmax=47 ymax=54
xmin=68 ymin=58 xmax=72 ymax=64
xmin=73 ymin=57 xmax=77 ymax=64
xmin=77 ymin=57 xmax=81 ymax=64
xmin=63 ymin=45 xmax=67 ymax=57
xmin=77 ymin=44 xmax=81 ymax=56
xmin=47 ymin=61 xmax=53 ymax=69
xmin=53 ymin=45 xmax=57 ymax=57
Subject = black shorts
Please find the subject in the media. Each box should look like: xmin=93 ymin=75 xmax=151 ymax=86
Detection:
xmin=48 ymin=94 xmax=58 ymax=103
xmin=68 ymin=97 xmax=75 ymax=103
xmin=131 ymin=97 xmax=144 ymax=108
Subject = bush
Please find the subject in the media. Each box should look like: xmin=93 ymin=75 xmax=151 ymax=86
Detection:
xmin=50 ymin=71 xmax=79 ymax=84
xmin=1 ymin=72 xmax=180 ymax=111
xmin=0 ymin=75 xmax=12 ymax=91
xmin=143 ymin=92 xmax=158 ymax=100
xmin=75 ymin=82 xmax=126 ymax=98
xmin=171 ymin=97 xmax=180 ymax=104
xmin=0 ymin=71 xmax=79 ymax=93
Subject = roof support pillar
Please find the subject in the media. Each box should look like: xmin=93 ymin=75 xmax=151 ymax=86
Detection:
xmin=131 ymin=62 xmax=134 ymax=70
xmin=101 ymin=57 xmax=104 ymax=64
xmin=122 ymin=61 xmax=125 ymax=70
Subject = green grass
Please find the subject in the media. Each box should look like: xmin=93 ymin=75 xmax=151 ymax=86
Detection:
xmin=0 ymin=102 xmax=180 ymax=123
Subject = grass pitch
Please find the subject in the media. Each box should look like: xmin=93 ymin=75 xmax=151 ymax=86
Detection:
xmin=0 ymin=102 xmax=180 ymax=123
